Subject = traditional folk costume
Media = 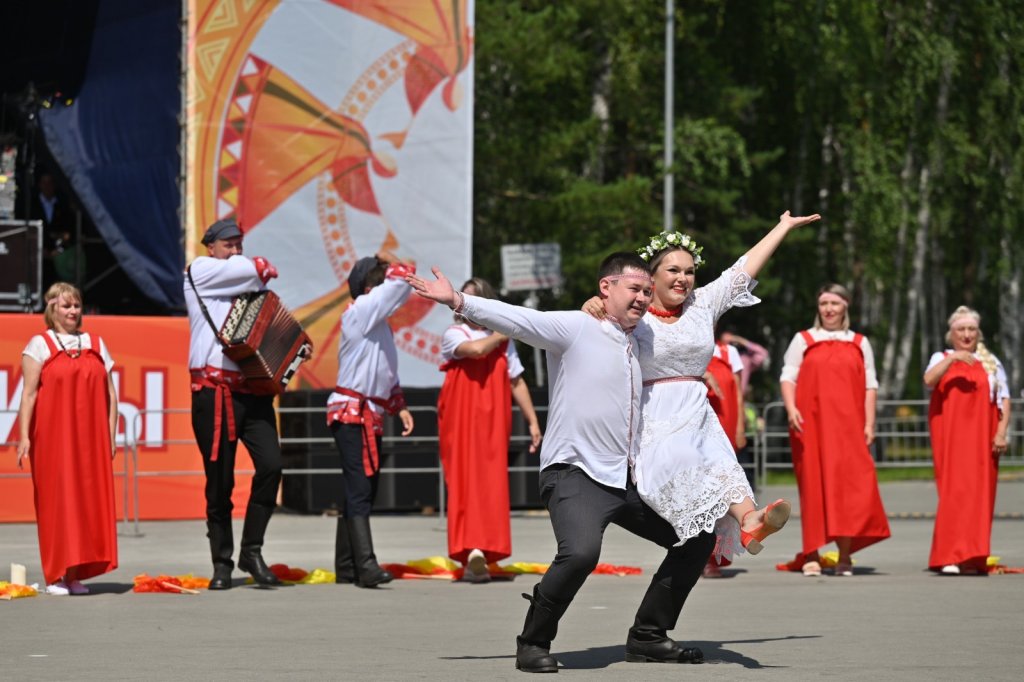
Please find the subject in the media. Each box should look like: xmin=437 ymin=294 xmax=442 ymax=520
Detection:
xmin=437 ymin=324 xmax=525 ymax=565
xmin=326 ymin=261 xmax=414 ymax=586
xmin=706 ymin=342 xmax=744 ymax=450
xmin=633 ymin=260 xmax=758 ymax=562
xmin=185 ymin=253 xmax=283 ymax=584
xmin=456 ymin=294 xmax=713 ymax=669
xmin=926 ymin=350 xmax=1009 ymax=572
xmin=22 ymin=331 xmax=117 ymax=585
xmin=781 ymin=328 xmax=891 ymax=560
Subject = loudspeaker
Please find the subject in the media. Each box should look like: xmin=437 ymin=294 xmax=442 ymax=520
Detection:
xmin=0 ymin=220 xmax=42 ymax=311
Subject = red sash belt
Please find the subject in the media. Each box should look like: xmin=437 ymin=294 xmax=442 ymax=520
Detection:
xmin=330 ymin=387 xmax=397 ymax=477
xmin=190 ymin=367 xmax=250 ymax=462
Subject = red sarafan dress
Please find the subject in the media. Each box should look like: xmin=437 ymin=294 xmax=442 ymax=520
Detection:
xmin=790 ymin=331 xmax=890 ymax=557
xmin=706 ymin=343 xmax=740 ymax=450
xmin=927 ymin=353 xmax=999 ymax=571
xmin=437 ymin=338 xmax=513 ymax=564
xmin=29 ymin=332 xmax=118 ymax=584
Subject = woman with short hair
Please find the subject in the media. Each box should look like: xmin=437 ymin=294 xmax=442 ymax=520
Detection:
xmin=16 ymin=282 xmax=119 ymax=595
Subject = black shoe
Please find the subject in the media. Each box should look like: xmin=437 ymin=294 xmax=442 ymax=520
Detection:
xmin=238 ymin=551 xmax=282 ymax=586
xmin=208 ymin=564 xmax=233 ymax=591
xmin=624 ymin=635 xmax=703 ymax=664
xmin=515 ymin=637 xmax=559 ymax=673
xmin=355 ymin=565 xmax=393 ymax=588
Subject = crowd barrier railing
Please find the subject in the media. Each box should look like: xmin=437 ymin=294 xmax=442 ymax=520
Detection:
xmin=10 ymin=397 xmax=1021 ymax=532
xmin=755 ymin=398 xmax=1024 ymax=490
xmin=118 ymin=404 xmax=548 ymax=529
xmin=3 ymin=408 xmax=137 ymax=537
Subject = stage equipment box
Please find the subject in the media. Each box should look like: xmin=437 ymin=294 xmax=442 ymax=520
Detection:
xmin=0 ymin=220 xmax=42 ymax=311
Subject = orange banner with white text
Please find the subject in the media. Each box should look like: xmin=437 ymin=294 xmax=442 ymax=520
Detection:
xmin=0 ymin=314 xmax=254 ymax=522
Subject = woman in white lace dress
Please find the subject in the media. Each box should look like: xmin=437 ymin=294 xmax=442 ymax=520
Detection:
xmin=588 ymin=211 xmax=819 ymax=562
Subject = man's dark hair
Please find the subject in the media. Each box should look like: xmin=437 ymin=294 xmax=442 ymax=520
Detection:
xmin=598 ymin=252 xmax=650 ymax=280
xmin=363 ymin=260 xmax=389 ymax=292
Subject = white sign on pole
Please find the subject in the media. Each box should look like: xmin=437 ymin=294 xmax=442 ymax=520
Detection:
xmin=500 ymin=243 xmax=562 ymax=292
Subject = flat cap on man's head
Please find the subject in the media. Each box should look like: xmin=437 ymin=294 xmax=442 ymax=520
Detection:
xmin=201 ymin=218 xmax=243 ymax=245
xmin=347 ymin=256 xmax=379 ymax=300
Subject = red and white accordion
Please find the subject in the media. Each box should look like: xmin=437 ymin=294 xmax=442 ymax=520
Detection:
xmin=219 ymin=290 xmax=312 ymax=395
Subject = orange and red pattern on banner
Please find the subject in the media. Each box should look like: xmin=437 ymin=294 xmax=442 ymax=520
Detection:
xmin=0 ymin=315 xmax=253 ymax=522
xmin=186 ymin=0 xmax=474 ymax=390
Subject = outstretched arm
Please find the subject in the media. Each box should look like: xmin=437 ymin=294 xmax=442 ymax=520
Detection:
xmin=408 ymin=267 xmax=578 ymax=353
xmin=741 ymin=211 xmax=822 ymax=279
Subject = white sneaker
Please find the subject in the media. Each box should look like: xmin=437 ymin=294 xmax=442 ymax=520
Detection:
xmin=465 ymin=549 xmax=490 ymax=582
xmin=45 ymin=582 xmax=70 ymax=596
xmin=941 ymin=564 xmax=961 ymax=575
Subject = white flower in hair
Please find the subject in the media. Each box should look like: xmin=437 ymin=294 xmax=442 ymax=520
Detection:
xmin=637 ymin=230 xmax=704 ymax=268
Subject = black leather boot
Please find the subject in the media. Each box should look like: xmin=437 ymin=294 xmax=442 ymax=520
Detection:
xmin=515 ymin=585 xmax=568 ymax=673
xmin=347 ymin=516 xmax=393 ymax=588
xmin=335 ymin=516 xmax=356 ymax=584
xmin=206 ymin=521 xmax=234 ymax=590
xmin=625 ymin=580 xmax=703 ymax=664
xmin=239 ymin=504 xmax=282 ymax=586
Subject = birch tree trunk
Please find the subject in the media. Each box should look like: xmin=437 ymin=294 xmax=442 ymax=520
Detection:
xmin=582 ymin=47 xmax=612 ymax=183
xmin=878 ymin=147 xmax=915 ymax=398
xmin=891 ymin=31 xmax=954 ymax=398
xmin=998 ymin=233 xmax=1022 ymax=393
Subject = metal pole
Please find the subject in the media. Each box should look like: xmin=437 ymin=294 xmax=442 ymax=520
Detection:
xmin=179 ymin=0 xmax=189 ymax=255
xmin=663 ymin=0 xmax=675 ymax=233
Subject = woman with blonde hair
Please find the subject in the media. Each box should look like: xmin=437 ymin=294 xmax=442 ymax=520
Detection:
xmin=16 ymin=282 xmax=119 ymax=595
xmin=780 ymin=283 xmax=891 ymax=576
xmin=437 ymin=277 xmax=542 ymax=581
xmin=924 ymin=306 xmax=1011 ymax=575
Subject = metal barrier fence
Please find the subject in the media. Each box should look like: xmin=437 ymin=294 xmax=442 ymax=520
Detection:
xmin=2 ymin=408 xmax=137 ymax=536
xmin=117 ymin=404 xmax=548 ymax=531
xmin=754 ymin=398 xmax=1024 ymax=489
xmin=7 ymin=397 xmax=1023 ymax=532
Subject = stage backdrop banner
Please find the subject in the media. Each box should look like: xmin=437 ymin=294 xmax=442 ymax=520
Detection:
xmin=0 ymin=314 xmax=252 ymax=522
xmin=186 ymin=0 xmax=474 ymax=389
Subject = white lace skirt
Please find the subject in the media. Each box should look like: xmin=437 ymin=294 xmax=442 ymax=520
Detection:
xmin=635 ymin=383 xmax=755 ymax=562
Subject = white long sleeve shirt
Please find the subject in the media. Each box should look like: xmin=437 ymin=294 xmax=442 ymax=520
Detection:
xmin=184 ymin=255 xmax=265 ymax=371
xmin=326 ymin=275 xmax=412 ymax=416
xmin=459 ymin=295 xmax=641 ymax=489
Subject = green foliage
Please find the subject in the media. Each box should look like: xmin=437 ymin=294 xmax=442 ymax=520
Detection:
xmin=473 ymin=0 xmax=1024 ymax=396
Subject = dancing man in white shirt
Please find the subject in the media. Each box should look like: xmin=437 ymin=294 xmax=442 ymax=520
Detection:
xmin=408 ymin=252 xmax=715 ymax=673
xmin=184 ymin=218 xmax=287 ymax=589
xmin=326 ymin=251 xmax=416 ymax=588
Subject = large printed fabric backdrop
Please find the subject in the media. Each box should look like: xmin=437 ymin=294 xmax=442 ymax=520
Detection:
xmin=187 ymin=0 xmax=474 ymax=389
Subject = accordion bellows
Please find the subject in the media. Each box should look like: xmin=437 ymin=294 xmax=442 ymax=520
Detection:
xmin=220 ymin=290 xmax=311 ymax=394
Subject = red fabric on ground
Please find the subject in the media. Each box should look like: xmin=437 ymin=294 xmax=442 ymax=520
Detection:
xmin=928 ymin=355 xmax=1000 ymax=571
xmin=789 ymin=332 xmax=890 ymax=557
xmin=29 ymin=334 xmax=118 ymax=584
xmin=437 ymin=340 xmax=513 ymax=565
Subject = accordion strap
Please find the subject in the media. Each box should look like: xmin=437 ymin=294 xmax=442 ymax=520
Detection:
xmin=186 ymin=264 xmax=229 ymax=348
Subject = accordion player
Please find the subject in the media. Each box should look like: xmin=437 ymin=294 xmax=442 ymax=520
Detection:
xmin=219 ymin=290 xmax=312 ymax=394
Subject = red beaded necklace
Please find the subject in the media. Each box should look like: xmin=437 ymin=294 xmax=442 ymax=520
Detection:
xmin=648 ymin=304 xmax=682 ymax=318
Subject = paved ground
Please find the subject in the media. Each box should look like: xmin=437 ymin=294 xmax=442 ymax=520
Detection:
xmin=2 ymin=481 xmax=1023 ymax=681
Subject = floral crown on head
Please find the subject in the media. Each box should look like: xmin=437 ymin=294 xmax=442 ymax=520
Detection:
xmin=637 ymin=231 xmax=704 ymax=268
